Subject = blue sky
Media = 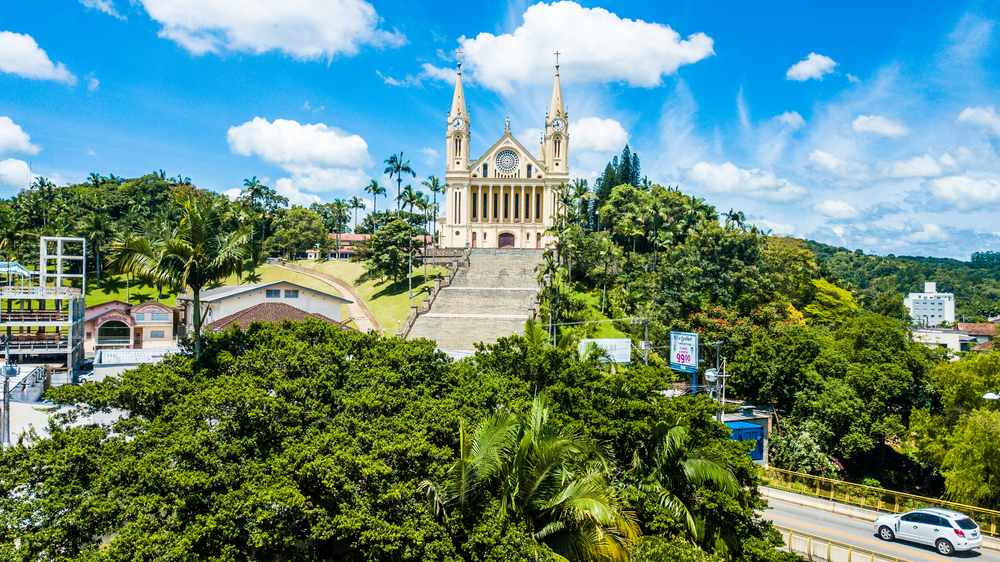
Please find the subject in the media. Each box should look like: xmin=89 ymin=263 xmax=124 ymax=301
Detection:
xmin=2 ymin=0 xmax=999 ymax=258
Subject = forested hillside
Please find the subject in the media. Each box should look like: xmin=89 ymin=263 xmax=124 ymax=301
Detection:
xmin=806 ymin=240 xmax=1000 ymax=321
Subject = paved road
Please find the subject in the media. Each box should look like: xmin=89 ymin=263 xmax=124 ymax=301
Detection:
xmin=763 ymin=497 xmax=1000 ymax=562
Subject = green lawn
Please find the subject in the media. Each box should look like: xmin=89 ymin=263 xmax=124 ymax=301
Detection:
xmin=85 ymin=274 xmax=179 ymax=308
xmin=576 ymin=289 xmax=631 ymax=339
xmin=290 ymin=260 xmax=447 ymax=332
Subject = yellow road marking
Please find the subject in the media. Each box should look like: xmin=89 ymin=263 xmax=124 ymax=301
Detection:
xmin=764 ymin=512 xmax=946 ymax=562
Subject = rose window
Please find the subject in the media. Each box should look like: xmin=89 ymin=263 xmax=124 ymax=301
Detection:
xmin=495 ymin=150 xmax=519 ymax=173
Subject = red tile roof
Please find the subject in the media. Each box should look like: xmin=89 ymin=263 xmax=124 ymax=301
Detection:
xmin=957 ymin=323 xmax=997 ymax=336
xmin=207 ymin=302 xmax=352 ymax=331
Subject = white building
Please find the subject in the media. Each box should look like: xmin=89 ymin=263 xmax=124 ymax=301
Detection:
xmin=176 ymin=282 xmax=351 ymax=332
xmin=439 ymin=57 xmax=567 ymax=249
xmin=903 ymin=282 xmax=955 ymax=327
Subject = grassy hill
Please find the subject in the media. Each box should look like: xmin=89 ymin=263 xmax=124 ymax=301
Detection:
xmin=289 ymin=260 xmax=447 ymax=332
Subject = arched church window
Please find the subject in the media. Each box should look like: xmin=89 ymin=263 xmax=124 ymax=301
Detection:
xmin=504 ymin=193 xmax=509 ymax=219
xmin=514 ymin=193 xmax=519 ymax=219
xmin=483 ymin=163 xmax=488 ymax=178
xmin=454 ymin=134 xmax=462 ymax=157
xmin=554 ymin=137 xmax=561 ymax=157
xmin=472 ymin=193 xmax=477 ymax=218
xmin=527 ymin=164 xmax=532 ymax=178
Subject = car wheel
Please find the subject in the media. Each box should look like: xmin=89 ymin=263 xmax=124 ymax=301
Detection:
xmin=878 ymin=526 xmax=895 ymax=541
xmin=936 ymin=539 xmax=953 ymax=556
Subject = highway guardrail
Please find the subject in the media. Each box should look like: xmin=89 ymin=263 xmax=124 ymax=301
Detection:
xmin=775 ymin=525 xmax=911 ymax=562
xmin=765 ymin=467 xmax=999 ymax=537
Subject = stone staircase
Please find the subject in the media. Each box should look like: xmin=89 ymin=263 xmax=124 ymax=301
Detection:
xmin=406 ymin=249 xmax=544 ymax=351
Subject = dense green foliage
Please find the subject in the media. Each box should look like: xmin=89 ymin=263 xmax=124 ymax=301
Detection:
xmin=0 ymin=320 xmax=795 ymax=561
xmin=806 ymin=240 xmax=1000 ymax=321
xmin=352 ymin=218 xmax=424 ymax=289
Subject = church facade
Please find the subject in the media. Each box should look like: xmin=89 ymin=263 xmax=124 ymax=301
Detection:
xmin=439 ymin=61 xmax=568 ymax=249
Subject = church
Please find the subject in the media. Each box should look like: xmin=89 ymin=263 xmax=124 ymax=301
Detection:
xmin=439 ymin=56 xmax=568 ymax=249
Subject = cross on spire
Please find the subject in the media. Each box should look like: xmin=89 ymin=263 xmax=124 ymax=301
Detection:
xmin=455 ymin=48 xmax=463 ymax=69
xmin=554 ymin=50 xmax=560 ymax=69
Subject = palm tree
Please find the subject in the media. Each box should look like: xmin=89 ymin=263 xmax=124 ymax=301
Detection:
xmin=398 ymin=185 xmax=422 ymax=214
xmin=332 ymin=199 xmax=350 ymax=259
xmin=415 ymin=194 xmax=430 ymax=281
xmin=422 ymin=393 xmax=640 ymax=561
xmin=384 ymin=152 xmax=416 ymax=212
xmin=421 ymin=176 xmax=447 ymax=244
xmin=241 ymin=176 xmax=267 ymax=260
xmin=364 ymin=180 xmax=387 ymax=227
xmin=79 ymin=211 xmax=112 ymax=287
xmin=107 ymin=194 xmax=251 ymax=359
xmin=631 ymin=416 xmax=738 ymax=549
xmin=348 ymin=196 xmax=365 ymax=232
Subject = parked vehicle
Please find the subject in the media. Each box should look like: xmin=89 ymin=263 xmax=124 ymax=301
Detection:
xmin=875 ymin=508 xmax=982 ymax=555
xmin=79 ymin=371 xmax=95 ymax=383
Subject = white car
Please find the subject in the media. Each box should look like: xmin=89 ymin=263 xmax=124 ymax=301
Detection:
xmin=875 ymin=508 xmax=982 ymax=555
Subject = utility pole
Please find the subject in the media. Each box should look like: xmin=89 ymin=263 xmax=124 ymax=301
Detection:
xmin=644 ymin=319 xmax=649 ymax=365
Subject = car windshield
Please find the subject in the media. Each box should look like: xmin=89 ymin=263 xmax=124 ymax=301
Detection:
xmin=954 ymin=518 xmax=978 ymax=530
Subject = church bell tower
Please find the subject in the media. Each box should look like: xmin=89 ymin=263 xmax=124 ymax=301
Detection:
xmin=544 ymin=52 xmax=569 ymax=176
xmin=446 ymin=53 xmax=469 ymax=172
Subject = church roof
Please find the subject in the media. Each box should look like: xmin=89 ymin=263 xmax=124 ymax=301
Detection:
xmin=470 ymin=130 xmax=547 ymax=174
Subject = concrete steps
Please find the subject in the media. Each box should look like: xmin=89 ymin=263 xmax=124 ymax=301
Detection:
xmin=406 ymin=249 xmax=544 ymax=351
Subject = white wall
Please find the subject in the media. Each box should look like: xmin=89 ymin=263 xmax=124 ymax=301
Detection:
xmin=186 ymin=283 xmax=343 ymax=328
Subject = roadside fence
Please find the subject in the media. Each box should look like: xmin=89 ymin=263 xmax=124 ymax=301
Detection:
xmin=765 ymin=467 xmax=1000 ymax=537
xmin=775 ymin=525 xmax=912 ymax=562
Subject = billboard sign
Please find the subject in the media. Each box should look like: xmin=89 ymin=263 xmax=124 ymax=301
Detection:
xmin=670 ymin=332 xmax=699 ymax=373
xmin=578 ymin=338 xmax=632 ymax=365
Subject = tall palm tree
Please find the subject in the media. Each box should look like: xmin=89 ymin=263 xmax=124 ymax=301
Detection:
xmin=421 ymin=176 xmax=446 ymax=244
xmin=107 ymin=194 xmax=251 ymax=359
xmin=332 ymin=198 xmax=350 ymax=259
xmin=348 ymin=196 xmax=365 ymax=232
xmin=631 ymin=416 xmax=738 ymax=548
xmin=415 ymin=194 xmax=430 ymax=281
xmin=384 ymin=152 xmax=416 ymax=212
xmin=422 ymin=393 xmax=640 ymax=561
xmin=364 ymin=180 xmax=386 ymax=227
xmin=241 ymin=176 xmax=267 ymax=260
xmin=398 ymin=185 xmax=421 ymax=214
xmin=79 ymin=211 xmax=112 ymax=287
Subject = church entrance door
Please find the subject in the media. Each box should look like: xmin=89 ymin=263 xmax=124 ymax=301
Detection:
xmin=498 ymin=233 xmax=515 ymax=248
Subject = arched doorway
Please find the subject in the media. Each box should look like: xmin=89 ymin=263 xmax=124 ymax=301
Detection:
xmin=498 ymin=233 xmax=515 ymax=248
xmin=536 ymin=233 xmax=542 ymax=249
xmin=97 ymin=321 xmax=131 ymax=348
xmin=471 ymin=231 xmax=477 ymax=248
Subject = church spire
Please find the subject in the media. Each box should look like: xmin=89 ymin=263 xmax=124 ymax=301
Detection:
xmin=449 ymin=49 xmax=467 ymax=120
xmin=548 ymin=51 xmax=565 ymax=120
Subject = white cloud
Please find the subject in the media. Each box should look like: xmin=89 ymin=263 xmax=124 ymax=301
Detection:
xmin=807 ymin=150 xmax=871 ymax=182
xmin=846 ymin=73 xmax=860 ymax=83
xmin=0 ymin=117 xmax=41 ymax=155
xmin=852 ymin=115 xmax=909 ymax=137
xmin=80 ymin=0 xmax=125 ymax=20
xmin=923 ymin=176 xmax=1000 ymax=210
xmin=378 ymin=63 xmax=456 ymax=88
xmin=421 ymin=147 xmax=440 ymax=165
xmin=221 ymin=188 xmax=242 ymax=200
xmin=0 ymin=158 xmax=31 ymax=190
xmin=87 ymin=77 xmax=100 ymax=91
xmin=775 ymin=111 xmax=805 ymax=130
xmin=228 ymin=117 xmax=372 ymax=201
xmin=136 ymin=0 xmax=405 ymax=58
xmin=814 ymin=199 xmax=860 ymax=219
xmin=882 ymin=154 xmax=950 ymax=178
xmin=903 ymin=222 xmax=950 ymax=244
xmin=786 ymin=53 xmax=837 ymax=81
xmin=451 ymin=1 xmax=714 ymax=93
xmin=753 ymin=218 xmax=797 ymax=235
xmin=685 ymin=162 xmax=807 ymax=202
xmin=958 ymin=105 xmax=1000 ymax=136
xmin=571 ymin=117 xmax=629 ymax=152
xmin=0 ymin=32 xmax=77 ymax=84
